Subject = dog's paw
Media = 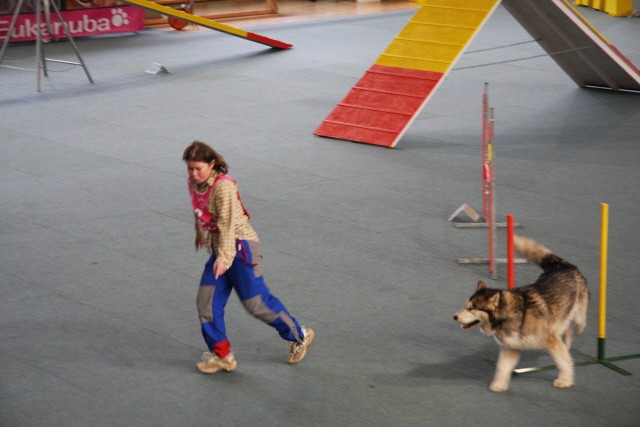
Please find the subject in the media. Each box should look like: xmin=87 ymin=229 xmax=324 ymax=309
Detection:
xmin=553 ymin=378 xmax=574 ymax=388
xmin=489 ymin=382 xmax=508 ymax=393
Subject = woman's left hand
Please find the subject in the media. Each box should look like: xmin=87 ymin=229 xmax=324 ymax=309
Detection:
xmin=213 ymin=260 xmax=228 ymax=279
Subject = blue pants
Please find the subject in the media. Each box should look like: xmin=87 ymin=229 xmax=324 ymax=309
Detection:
xmin=196 ymin=240 xmax=303 ymax=357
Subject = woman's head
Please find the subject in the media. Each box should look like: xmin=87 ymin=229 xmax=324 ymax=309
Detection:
xmin=183 ymin=140 xmax=228 ymax=184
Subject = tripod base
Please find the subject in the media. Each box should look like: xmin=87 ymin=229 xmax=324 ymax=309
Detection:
xmin=0 ymin=0 xmax=93 ymax=92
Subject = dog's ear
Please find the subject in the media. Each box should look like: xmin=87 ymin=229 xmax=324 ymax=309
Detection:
xmin=489 ymin=291 xmax=501 ymax=307
xmin=476 ymin=280 xmax=486 ymax=290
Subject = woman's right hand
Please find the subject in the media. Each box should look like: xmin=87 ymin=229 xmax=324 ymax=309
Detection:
xmin=213 ymin=260 xmax=228 ymax=279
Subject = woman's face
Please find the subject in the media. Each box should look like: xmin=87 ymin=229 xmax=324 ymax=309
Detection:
xmin=187 ymin=160 xmax=215 ymax=185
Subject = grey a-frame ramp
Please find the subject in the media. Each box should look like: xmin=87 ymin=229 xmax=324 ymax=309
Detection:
xmin=503 ymin=0 xmax=640 ymax=92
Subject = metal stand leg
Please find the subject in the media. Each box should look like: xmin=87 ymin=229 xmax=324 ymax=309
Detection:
xmin=0 ymin=0 xmax=26 ymax=65
xmin=49 ymin=0 xmax=94 ymax=85
xmin=35 ymin=0 xmax=43 ymax=91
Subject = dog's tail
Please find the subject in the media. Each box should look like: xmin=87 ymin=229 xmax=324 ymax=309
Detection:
xmin=513 ymin=235 xmax=574 ymax=270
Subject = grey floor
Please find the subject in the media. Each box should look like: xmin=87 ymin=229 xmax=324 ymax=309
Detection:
xmin=1 ymin=3 xmax=639 ymax=427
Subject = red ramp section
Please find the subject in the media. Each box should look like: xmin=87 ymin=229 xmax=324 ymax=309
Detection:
xmin=315 ymin=0 xmax=500 ymax=148
xmin=316 ymin=65 xmax=443 ymax=148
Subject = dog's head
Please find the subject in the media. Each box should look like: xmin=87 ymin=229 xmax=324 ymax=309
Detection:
xmin=453 ymin=280 xmax=503 ymax=333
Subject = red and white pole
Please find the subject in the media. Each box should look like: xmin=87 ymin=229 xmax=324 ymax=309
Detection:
xmin=487 ymin=108 xmax=496 ymax=279
xmin=507 ymin=214 xmax=515 ymax=289
xmin=482 ymin=83 xmax=489 ymax=221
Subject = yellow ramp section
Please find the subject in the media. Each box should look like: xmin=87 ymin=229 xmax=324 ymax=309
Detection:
xmin=376 ymin=0 xmax=501 ymax=73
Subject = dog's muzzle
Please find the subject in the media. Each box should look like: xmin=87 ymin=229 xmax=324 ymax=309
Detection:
xmin=453 ymin=314 xmax=480 ymax=330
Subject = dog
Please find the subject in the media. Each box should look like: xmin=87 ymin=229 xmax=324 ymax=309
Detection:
xmin=453 ymin=235 xmax=589 ymax=392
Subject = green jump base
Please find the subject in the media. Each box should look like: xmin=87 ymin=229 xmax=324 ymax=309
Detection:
xmin=485 ymin=353 xmax=640 ymax=376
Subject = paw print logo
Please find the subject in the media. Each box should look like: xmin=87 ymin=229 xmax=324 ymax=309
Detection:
xmin=111 ymin=8 xmax=130 ymax=27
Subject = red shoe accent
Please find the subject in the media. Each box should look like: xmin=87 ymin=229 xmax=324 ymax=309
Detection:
xmin=213 ymin=339 xmax=231 ymax=358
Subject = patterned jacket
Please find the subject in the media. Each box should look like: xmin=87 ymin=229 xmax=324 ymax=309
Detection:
xmin=191 ymin=172 xmax=259 ymax=267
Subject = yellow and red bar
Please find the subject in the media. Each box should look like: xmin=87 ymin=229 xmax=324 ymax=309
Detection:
xmin=120 ymin=0 xmax=292 ymax=49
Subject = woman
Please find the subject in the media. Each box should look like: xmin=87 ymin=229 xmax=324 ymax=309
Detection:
xmin=183 ymin=141 xmax=314 ymax=373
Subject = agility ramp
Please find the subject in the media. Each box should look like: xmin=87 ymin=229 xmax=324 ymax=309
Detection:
xmin=315 ymin=0 xmax=640 ymax=148
xmin=314 ymin=0 xmax=500 ymax=148
xmin=502 ymin=0 xmax=640 ymax=91
xmin=119 ymin=0 xmax=291 ymax=49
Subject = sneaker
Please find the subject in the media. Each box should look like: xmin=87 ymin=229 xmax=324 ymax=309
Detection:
xmin=196 ymin=352 xmax=237 ymax=374
xmin=287 ymin=327 xmax=315 ymax=365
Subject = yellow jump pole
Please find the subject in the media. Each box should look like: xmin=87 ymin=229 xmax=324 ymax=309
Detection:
xmin=598 ymin=203 xmax=608 ymax=360
xmin=593 ymin=202 xmax=639 ymax=375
